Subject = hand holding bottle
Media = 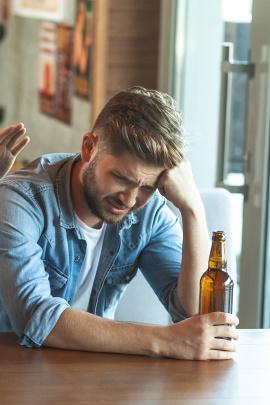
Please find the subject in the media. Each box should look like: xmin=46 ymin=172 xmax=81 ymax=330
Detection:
xmin=160 ymin=311 xmax=239 ymax=360
xmin=0 ymin=123 xmax=29 ymax=178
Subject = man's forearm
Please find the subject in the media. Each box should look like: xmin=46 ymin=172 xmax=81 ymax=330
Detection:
xmin=177 ymin=196 xmax=211 ymax=317
xmin=43 ymin=307 xmax=239 ymax=361
xmin=156 ymin=161 xmax=211 ymax=317
xmin=44 ymin=307 xmax=162 ymax=356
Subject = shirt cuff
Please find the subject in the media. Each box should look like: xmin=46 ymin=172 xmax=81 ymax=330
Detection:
xmin=18 ymin=299 xmax=69 ymax=347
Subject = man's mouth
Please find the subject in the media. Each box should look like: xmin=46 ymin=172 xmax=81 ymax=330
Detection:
xmin=106 ymin=200 xmax=129 ymax=215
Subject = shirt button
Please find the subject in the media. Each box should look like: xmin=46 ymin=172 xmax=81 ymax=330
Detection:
xmin=75 ymin=256 xmax=81 ymax=262
xmin=125 ymin=275 xmax=130 ymax=281
xmin=109 ymin=250 xmax=115 ymax=256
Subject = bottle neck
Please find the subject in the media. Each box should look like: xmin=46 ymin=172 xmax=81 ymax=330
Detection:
xmin=208 ymin=240 xmax=227 ymax=270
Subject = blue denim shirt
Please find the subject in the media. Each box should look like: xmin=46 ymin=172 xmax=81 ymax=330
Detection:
xmin=0 ymin=153 xmax=187 ymax=347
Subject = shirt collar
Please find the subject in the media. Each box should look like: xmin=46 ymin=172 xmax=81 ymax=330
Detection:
xmin=56 ymin=153 xmax=81 ymax=230
xmin=118 ymin=212 xmax=139 ymax=230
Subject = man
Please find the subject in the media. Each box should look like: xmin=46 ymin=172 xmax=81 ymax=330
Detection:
xmin=0 ymin=87 xmax=238 ymax=360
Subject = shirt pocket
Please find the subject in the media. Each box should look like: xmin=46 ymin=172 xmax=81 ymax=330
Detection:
xmin=105 ymin=263 xmax=138 ymax=285
xmin=43 ymin=260 xmax=68 ymax=290
xmin=100 ymin=264 xmax=138 ymax=315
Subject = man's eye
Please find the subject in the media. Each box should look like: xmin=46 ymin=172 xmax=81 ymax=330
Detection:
xmin=143 ymin=186 xmax=156 ymax=192
xmin=114 ymin=173 xmax=127 ymax=182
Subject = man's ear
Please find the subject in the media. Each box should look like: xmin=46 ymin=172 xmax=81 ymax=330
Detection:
xmin=81 ymin=133 xmax=98 ymax=162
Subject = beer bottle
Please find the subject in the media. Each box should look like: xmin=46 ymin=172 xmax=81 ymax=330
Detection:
xmin=199 ymin=230 xmax=234 ymax=314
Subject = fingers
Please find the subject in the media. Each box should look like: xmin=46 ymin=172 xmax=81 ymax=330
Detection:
xmin=209 ymin=348 xmax=237 ymax=360
xmin=208 ymin=336 xmax=238 ymax=360
xmin=162 ymin=314 xmax=239 ymax=361
xmin=10 ymin=136 xmax=30 ymax=157
xmin=192 ymin=313 xmax=239 ymax=360
xmin=197 ymin=324 xmax=238 ymax=360
xmin=0 ymin=123 xmax=26 ymax=146
xmin=0 ymin=123 xmax=29 ymax=158
xmin=5 ymin=125 xmax=27 ymax=152
xmin=212 ymin=335 xmax=238 ymax=351
xmin=205 ymin=311 xmax=239 ymax=327
xmin=214 ymin=324 xmax=239 ymax=341
xmin=157 ymin=160 xmax=201 ymax=210
xmin=0 ymin=123 xmax=29 ymax=178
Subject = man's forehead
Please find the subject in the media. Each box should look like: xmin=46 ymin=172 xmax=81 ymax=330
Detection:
xmin=101 ymin=152 xmax=165 ymax=182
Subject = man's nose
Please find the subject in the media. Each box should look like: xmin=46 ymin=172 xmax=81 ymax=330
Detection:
xmin=118 ymin=187 xmax=138 ymax=208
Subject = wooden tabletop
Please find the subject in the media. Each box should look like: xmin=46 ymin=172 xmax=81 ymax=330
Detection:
xmin=1 ymin=329 xmax=270 ymax=405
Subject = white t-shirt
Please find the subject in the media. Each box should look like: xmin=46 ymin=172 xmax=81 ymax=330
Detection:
xmin=72 ymin=214 xmax=107 ymax=311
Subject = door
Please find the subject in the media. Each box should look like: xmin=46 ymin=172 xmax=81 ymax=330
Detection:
xmin=238 ymin=0 xmax=270 ymax=328
xmin=216 ymin=0 xmax=253 ymax=320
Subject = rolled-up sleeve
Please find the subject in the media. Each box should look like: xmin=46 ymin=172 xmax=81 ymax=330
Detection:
xmin=0 ymin=185 xmax=69 ymax=347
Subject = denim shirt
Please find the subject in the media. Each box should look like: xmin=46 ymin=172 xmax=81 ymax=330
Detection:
xmin=0 ymin=153 xmax=187 ymax=348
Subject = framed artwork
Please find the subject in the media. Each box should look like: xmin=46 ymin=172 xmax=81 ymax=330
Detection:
xmin=73 ymin=0 xmax=93 ymax=100
xmin=39 ymin=22 xmax=74 ymax=125
xmin=13 ymin=0 xmax=64 ymax=21
xmin=0 ymin=0 xmax=10 ymax=26
xmin=55 ymin=24 xmax=74 ymax=125
xmin=39 ymin=22 xmax=57 ymax=117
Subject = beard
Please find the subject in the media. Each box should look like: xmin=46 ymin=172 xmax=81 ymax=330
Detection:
xmin=82 ymin=156 xmax=140 ymax=225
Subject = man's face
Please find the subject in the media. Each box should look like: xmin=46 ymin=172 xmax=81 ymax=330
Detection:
xmin=82 ymin=151 xmax=165 ymax=225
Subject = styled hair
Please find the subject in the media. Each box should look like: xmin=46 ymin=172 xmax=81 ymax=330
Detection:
xmin=92 ymin=86 xmax=187 ymax=169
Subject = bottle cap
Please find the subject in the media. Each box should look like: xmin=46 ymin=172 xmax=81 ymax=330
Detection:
xmin=212 ymin=230 xmax=226 ymax=241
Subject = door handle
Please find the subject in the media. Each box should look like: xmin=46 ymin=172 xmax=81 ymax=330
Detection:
xmin=216 ymin=43 xmax=255 ymax=202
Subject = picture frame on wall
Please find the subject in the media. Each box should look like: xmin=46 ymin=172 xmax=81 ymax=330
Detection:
xmin=0 ymin=0 xmax=11 ymax=26
xmin=13 ymin=0 xmax=64 ymax=21
xmin=73 ymin=0 xmax=93 ymax=100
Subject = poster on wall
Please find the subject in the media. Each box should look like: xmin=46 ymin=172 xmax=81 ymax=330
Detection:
xmin=0 ymin=0 xmax=10 ymax=26
xmin=73 ymin=0 xmax=93 ymax=100
xmin=39 ymin=22 xmax=57 ymax=117
xmin=55 ymin=24 xmax=73 ymax=125
xmin=13 ymin=0 xmax=64 ymax=21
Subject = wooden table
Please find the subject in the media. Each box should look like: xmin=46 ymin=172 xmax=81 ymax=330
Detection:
xmin=1 ymin=329 xmax=270 ymax=404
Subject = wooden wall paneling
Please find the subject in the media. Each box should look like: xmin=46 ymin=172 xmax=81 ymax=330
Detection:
xmin=91 ymin=0 xmax=161 ymax=125
xmin=107 ymin=67 xmax=159 ymax=97
xmin=91 ymin=0 xmax=109 ymax=124
xmin=108 ymin=39 xmax=159 ymax=65
xmin=108 ymin=0 xmax=160 ymax=11
xmin=107 ymin=0 xmax=161 ymax=99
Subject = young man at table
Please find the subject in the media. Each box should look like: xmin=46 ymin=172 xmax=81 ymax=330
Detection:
xmin=0 ymin=87 xmax=239 ymax=360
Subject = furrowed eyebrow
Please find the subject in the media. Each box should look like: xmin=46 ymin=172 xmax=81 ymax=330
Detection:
xmin=143 ymin=183 xmax=157 ymax=191
xmin=112 ymin=171 xmax=134 ymax=183
xmin=112 ymin=170 xmax=157 ymax=190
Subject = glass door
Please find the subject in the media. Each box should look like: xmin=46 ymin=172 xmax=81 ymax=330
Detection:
xmin=216 ymin=0 xmax=253 ymax=314
xmin=217 ymin=0 xmax=253 ymax=194
xmin=171 ymin=0 xmax=270 ymax=326
xmin=171 ymin=0 xmax=253 ymax=316
xmin=239 ymin=0 xmax=270 ymax=328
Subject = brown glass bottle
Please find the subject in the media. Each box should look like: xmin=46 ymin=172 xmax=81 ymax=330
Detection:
xmin=199 ymin=231 xmax=234 ymax=314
